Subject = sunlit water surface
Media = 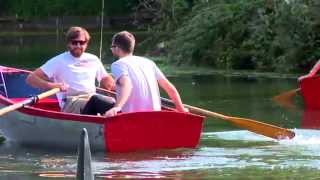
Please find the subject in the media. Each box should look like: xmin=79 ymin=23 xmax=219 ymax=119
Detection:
xmin=1 ymin=130 xmax=320 ymax=179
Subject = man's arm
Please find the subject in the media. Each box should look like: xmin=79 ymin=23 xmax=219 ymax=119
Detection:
xmin=299 ymin=60 xmax=320 ymax=82
xmin=104 ymin=75 xmax=132 ymax=117
xmin=158 ymin=77 xmax=187 ymax=112
xmin=309 ymin=60 xmax=320 ymax=77
xmin=26 ymin=68 xmax=68 ymax=90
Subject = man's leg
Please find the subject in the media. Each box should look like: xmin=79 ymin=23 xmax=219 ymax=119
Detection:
xmin=63 ymin=96 xmax=90 ymax=114
xmin=81 ymin=94 xmax=115 ymax=115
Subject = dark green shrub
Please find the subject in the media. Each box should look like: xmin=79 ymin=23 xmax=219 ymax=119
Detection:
xmin=167 ymin=0 xmax=320 ymax=72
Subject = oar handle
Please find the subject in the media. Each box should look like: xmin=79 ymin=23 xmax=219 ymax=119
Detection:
xmin=183 ymin=104 xmax=227 ymax=119
xmin=160 ymin=97 xmax=227 ymax=119
xmin=0 ymin=88 xmax=60 ymax=116
xmin=37 ymin=88 xmax=60 ymax=100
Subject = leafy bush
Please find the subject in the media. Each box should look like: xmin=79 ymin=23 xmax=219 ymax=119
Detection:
xmin=167 ymin=0 xmax=320 ymax=72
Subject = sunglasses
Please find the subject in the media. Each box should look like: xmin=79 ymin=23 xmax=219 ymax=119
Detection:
xmin=71 ymin=40 xmax=87 ymax=46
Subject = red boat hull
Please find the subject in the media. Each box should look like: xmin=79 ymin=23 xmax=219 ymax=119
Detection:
xmin=0 ymin=66 xmax=205 ymax=153
xmin=302 ymin=109 xmax=320 ymax=129
xmin=106 ymin=111 xmax=203 ymax=152
xmin=300 ymin=76 xmax=320 ymax=109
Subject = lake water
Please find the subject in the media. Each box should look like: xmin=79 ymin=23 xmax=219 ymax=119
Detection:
xmin=0 ymin=33 xmax=319 ymax=179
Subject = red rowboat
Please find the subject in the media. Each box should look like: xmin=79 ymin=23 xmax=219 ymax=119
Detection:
xmin=0 ymin=66 xmax=205 ymax=153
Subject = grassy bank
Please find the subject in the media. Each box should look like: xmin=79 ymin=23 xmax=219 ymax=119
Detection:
xmin=160 ymin=64 xmax=300 ymax=79
xmin=151 ymin=56 xmax=301 ymax=79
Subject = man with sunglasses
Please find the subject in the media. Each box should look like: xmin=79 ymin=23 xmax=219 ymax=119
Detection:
xmin=26 ymin=26 xmax=115 ymax=114
xmin=105 ymin=31 xmax=188 ymax=117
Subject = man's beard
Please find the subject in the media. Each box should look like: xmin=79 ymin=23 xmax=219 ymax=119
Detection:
xmin=70 ymin=48 xmax=83 ymax=57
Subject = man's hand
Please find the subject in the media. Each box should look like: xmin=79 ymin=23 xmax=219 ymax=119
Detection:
xmin=49 ymin=82 xmax=69 ymax=92
xmin=104 ymin=106 xmax=121 ymax=117
xmin=181 ymin=107 xmax=189 ymax=113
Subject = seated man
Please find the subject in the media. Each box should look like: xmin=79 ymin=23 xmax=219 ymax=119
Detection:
xmin=105 ymin=31 xmax=188 ymax=117
xmin=26 ymin=26 xmax=115 ymax=115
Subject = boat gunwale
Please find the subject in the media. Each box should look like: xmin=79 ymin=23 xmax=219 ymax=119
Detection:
xmin=0 ymin=94 xmax=204 ymax=125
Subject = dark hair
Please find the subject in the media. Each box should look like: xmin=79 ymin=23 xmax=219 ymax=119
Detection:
xmin=112 ymin=31 xmax=135 ymax=53
xmin=66 ymin=26 xmax=90 ymax=42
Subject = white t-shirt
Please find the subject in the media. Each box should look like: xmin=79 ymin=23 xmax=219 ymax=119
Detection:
xmin=41 ymin=51 xmax=109 ymax=108
xmin=111 ymin=55 xmax=166 ymax=113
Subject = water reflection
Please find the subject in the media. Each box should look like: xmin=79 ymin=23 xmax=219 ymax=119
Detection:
xmin=0 ymin=32 xmax=147 ymax=69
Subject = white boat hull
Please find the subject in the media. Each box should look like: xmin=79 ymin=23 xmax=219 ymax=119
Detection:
xmin=0 ymin=104 xmax=105 ymax=152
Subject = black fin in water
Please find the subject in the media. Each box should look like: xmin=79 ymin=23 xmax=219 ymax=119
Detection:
xmin=76 ymin=128 xmax=94 ymax=180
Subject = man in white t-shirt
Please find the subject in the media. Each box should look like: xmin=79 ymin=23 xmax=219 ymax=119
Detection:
xmin=26 ymin=26 xmax=115 ymax=114
xmin=105 ymin=31 xmax=188 ymax=117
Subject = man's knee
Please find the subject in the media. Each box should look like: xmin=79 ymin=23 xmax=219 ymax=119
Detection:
xmin=95 ymin=94 xmax=115 ymax=105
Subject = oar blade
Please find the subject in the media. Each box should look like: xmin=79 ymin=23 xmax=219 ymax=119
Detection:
xmin=227 ymin=116 xmax=295 ymax=140
xmin=272 ymin=88 xmax=300 ymax=109
xmin=161 ymin=96 xmax=295 ymax=140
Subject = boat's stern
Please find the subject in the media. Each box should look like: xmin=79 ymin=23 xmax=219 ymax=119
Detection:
xmin=104 ymin=111 xmax=204 ymax=153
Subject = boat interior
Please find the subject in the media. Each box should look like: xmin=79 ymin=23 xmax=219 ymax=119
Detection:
xmin=0 ymin=67 xmax=174 ymax=114
xmin=0 ymin=69 xmax=61 ymax=112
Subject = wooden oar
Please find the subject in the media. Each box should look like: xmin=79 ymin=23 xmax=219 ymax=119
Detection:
xmin=272 ymin=88 xmax=300 ymax=109
xmin=161 ymin=97 xmax=295 ymax=140
xmin=97 ymin=88 xmax=295 ymax=140
xmin=0 ymin=88 xmax=60 ymax=116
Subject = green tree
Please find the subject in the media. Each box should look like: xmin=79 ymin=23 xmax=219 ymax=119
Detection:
xmin=166 ymin=0 xmax=320 ymax=72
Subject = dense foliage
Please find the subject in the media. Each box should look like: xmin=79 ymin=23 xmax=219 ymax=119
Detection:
xmin=0 ymin=0 xmax=138 ymax=17
xmin=164 ymin=0 xmax=320 ymax=72
xmin=1 ymin=0 xmax=320 ymax=72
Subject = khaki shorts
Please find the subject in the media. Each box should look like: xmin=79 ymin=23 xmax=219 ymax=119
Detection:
xmin=62 ymin=94 xmax=92 ymax=114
